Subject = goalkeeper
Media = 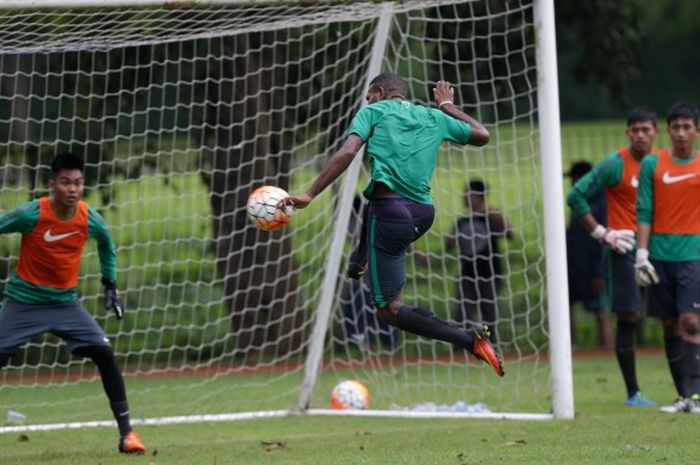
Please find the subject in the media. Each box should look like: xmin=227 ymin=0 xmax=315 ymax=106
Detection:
xmin=280 ymin=72 xmax=504 ymax=377
xmin=636 ymin=102 xmax=700 ymax=414
xmin=567 ymin=107 xmax=658 ymax=407
xmin=0 ymin=153 xmax=145 ymax=453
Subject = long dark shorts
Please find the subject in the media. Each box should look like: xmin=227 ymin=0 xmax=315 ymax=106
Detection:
xmin=366 ymin=198 xmax=435 ymax=308
xmin=647 ymin=259 xmax=700 ymax=319
xmin=0 ymin=299 xmax=110 ymax=355
xmin=607 ymin=250 xmax=643 ymax=312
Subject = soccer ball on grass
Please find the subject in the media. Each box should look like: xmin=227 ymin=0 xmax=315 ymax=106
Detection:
xmin=330 ymin=380 xmax=370 ymax=410
xmin=246 ymin=185 xmax=293 ymax=231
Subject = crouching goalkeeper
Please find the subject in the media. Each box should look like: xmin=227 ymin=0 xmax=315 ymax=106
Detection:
xmin=0 ymin=153 xmax=145 ymax=454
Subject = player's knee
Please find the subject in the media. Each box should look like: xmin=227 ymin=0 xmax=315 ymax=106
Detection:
xmin=679 ymin=315 xmax=700 ymax=336
xmin=376 ymin=300 xmax=401 ymax=326
xmin=617 ymin=310 xmax=641 ymax=322
xmin=73 ymin=345 xmax=115 ymax=367
xmin=661 ymin=318 xmax=679 ymax=337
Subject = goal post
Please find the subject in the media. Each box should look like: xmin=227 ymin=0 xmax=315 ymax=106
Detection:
xmin=533 ymin=0 xmax=574 ymax=420
xmin=0 ymin=0 xmax=573 ymax=433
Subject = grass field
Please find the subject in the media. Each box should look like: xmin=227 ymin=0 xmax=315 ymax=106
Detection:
xmin=0 ymin=352 xmax=695 ymax=465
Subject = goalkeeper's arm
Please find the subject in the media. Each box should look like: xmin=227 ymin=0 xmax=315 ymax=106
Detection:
xmin=576 ymin=212 xmax=635 ymax=254
xmin=634 ymin=223 xmax=659 ymax=286
xmin=88 ymin=206 xmax=124 ymax=318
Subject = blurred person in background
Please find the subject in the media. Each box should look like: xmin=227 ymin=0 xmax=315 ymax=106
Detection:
xmin=565 ymin=161 xmax=613 ymax=350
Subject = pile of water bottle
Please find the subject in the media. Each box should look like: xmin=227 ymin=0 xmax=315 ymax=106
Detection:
xmin=390 ymin=401 xmax=491 ymax=413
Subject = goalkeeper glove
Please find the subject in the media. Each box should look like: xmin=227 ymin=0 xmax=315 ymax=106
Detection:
xmin=634 ymin=248 xmax=659 ymax=287
xmin=101 ymin=277 xmax=124 ymax=320
xmin=591 ymin=225 xmax=635 ymax=254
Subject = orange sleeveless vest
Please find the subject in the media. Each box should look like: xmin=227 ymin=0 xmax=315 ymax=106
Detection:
xmin=652 ymin=149 xmax=700 ymax=234
xmin=15 ymin=197 xmax=89 ymax=288
xmin=605 ymin=147 xmax=642 ymax=230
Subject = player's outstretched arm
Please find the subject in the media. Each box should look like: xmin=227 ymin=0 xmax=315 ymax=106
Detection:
xmin=280 ymin=134 xmax=364 ymax=210
xmin=433 ymin=80 xmax=489 ymax=146
xmin=0 ymin=201 xmax=39 ymax=236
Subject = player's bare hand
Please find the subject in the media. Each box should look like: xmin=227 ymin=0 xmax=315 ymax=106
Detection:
xmin=433 ymin=80 xmax=455 ymax=108
xmin=279 ymin=193 xmax=313 ymax=210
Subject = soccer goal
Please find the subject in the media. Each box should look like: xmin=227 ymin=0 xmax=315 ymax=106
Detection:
xmin=0 ymin=0 xmax=572 ymax=433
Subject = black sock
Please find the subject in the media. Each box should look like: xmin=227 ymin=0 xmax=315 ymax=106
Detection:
xmin=74 ymin=345 xmax=133 ymax=437
xmin=110 ymin=401 xmax=133 ymax=438
xmin=615 ymin=320 xmax=639 ymax=398
xmin=396 ymin=305 xmax=474 ymax=351
xmin=682 ymin=340 xmax=700 ymax=397
xmin=665 ymin=336 xmax=686 ymax=397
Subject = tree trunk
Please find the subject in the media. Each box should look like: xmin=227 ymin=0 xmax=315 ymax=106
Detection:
xmin=202 ymin=31 xmax=304 ymax=358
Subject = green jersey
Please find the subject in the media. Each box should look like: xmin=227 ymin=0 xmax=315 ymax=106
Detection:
xmin=567 ymin=152 xmax=624 ymax=218
xmin=347 ymin=99 xmax=472 ymax=204
xmin=0 ymin=199 xmax=117 ymax=304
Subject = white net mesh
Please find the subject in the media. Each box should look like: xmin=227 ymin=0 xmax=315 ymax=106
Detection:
xmin=0 ymin=0 xmax=556 ymax=427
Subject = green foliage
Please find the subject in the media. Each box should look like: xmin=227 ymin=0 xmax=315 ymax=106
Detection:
xmin=556 ymin=0 xmax=646 ymax=106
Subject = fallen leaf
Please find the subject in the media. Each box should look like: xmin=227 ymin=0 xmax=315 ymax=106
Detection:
xmin=261 ymin=441 xmax=286 ymax=452
xmin=503 ymin=439 xmax=527 ymax=447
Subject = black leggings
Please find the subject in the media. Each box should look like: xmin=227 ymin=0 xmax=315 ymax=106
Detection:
xmin=73 ymin=345 xmax=128 ymax=403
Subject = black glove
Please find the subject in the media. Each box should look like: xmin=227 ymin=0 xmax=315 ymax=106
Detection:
xmin=101 ymin=277 xmax=124 ymax=320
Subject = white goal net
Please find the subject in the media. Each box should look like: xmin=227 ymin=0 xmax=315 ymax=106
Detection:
xmin=0 ymin=0 xmax=569 ymax=430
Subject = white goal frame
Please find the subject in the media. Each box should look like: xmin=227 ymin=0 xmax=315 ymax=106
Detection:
xmin=0 ymin=0 xmax=573 ymax=434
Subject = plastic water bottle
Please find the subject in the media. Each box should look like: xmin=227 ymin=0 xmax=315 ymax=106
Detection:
xmin=6 ymin=410 xmax=27 ymax=425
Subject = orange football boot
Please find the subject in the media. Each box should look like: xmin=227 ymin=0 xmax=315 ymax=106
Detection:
xmin=470 ymin=325 xmax=505 ymax=377
xmin=119 ymin=431 xmax=146 ymax=454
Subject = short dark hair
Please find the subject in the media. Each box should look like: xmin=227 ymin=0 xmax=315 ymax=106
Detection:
xmin=566 ymin=161 xmax=592 ymax=179
xmin=466 ymin=179 xmax=487 ymax=195
xmin=51 ymin=153 xmax=84 ymax=177
xmin=627 ymin=107 xmax=657 ymax=127
xmin=667 ymin=101 xmax=699 ymax=126
xmin=369 ymin=72 xmax=407 ymax=98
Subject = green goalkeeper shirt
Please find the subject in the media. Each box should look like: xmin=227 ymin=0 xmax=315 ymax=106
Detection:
xmin=0 ymin=199 xmax=117 ymax=304
xmin=347 ymin=99 xmax=472 ymax=204
xmin=567 ymin=152 xmax=624 ymax=218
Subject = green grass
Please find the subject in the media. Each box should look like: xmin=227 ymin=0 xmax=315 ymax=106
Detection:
xmin=0 ymin=353 xmax=695 ymax=465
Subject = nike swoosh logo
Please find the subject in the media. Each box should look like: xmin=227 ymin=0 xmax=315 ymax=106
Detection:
xmin=662 ymin=171 xmax=697 ymax=184
xmin=43 ymin=229 xmax=79 ymax=242
xmin=631 ymin=175 xmax=639 ymax=188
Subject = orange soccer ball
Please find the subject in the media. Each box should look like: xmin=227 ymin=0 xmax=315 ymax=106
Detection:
xmin=330 ymin=380 xmax=370 ymax=410
xmin=246 ymin=185 xmax=293 ymax=231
